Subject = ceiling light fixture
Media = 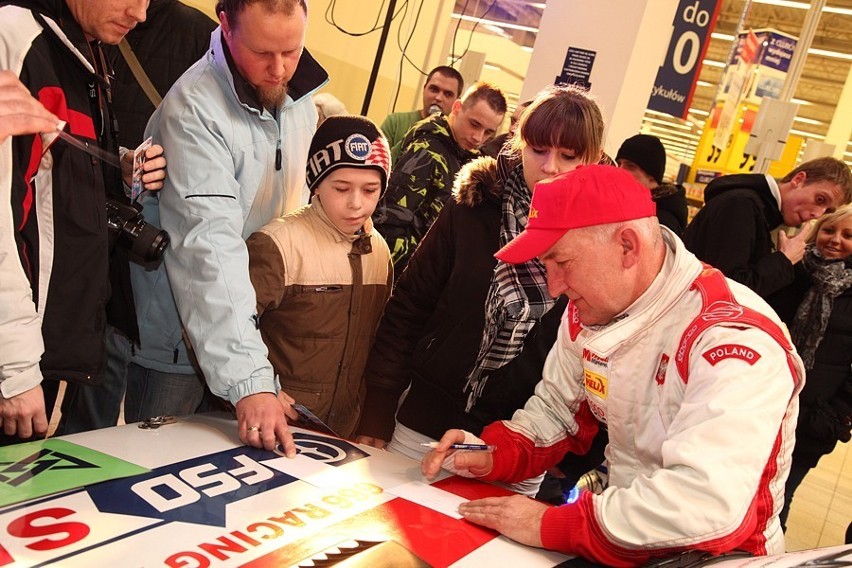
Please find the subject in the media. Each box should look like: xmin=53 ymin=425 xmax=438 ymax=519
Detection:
xmin=642 ymin=117 xmax=699 ymax=132
xmin=793 ymin=116 xmax=823 ymax=126
xmin=808 ymin=48 xmax=852 ymax=61
xmin=450 ymin=13 xmax=539 ymax=33
xmin=789 ymin=128 xmax=825 ymax=140
xmin=752 ymin=0 xmax=852 ymax=16
xmin=707 ymin=32 xmax=851 ymax=60
xmin=711 ymin=32 xmax=736 ymax=41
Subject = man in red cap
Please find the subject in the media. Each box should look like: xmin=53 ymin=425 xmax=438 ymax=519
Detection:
xmin=422 ymin=165 xmax=805 ymax=566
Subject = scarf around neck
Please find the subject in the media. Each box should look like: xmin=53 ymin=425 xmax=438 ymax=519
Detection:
xmin=464 ymin=162 xmax=556 ymax=411
xmin=790 ymin=244 xmax=852 ymax=369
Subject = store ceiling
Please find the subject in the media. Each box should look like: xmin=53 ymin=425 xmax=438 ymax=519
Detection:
xmin=689 ymin=0 xmax=851 ymax=139
xmin=453 ymin=0 xmax=852 ymax=166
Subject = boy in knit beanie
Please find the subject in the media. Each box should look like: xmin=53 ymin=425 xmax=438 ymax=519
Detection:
xmin=246 ymin=115 xmax=393 ymax=439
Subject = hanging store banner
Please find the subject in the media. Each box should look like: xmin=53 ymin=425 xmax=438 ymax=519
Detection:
xmin=712 ymin=29 xmax=760 ymax=151
xmin=689 ymin=28 xmax=799 ymax=184
xmin=647 ymin=0 xmax=722 ymax=119
xmin=748 ymin=30 xmax=798 ymax=101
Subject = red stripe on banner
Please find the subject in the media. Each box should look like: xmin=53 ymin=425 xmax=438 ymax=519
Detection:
xmin=432 ymin=476 xmax=514 ymax=501
xmin=243 ymin=496 xmax=498 ymax=567
xmin=0 ymin=541 xmax=13 ymax=566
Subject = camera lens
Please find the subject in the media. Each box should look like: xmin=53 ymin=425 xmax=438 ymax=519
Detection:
xmin=106 ymin=198 xmax=170 ymax=263
xmin=124 ymin=217 xmax=170 ymax=262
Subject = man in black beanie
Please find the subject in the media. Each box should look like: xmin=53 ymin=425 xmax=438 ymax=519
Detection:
xmin=616 ymin=134 xmax=688 ymax=236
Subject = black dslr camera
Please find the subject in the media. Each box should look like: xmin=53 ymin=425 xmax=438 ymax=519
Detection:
xmin=106 ymin=199 xmax=170 ymax=263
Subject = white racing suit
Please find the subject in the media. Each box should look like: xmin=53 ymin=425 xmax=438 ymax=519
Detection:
xmin=474 ymin=229 xmax=804 ymax=567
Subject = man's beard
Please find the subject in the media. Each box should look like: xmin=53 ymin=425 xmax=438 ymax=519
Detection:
xmin=257 ymin=83 xmax=287 ymax=110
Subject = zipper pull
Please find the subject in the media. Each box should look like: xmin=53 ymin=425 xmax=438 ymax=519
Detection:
xmin=275 ymin=139 xmax=282 ymax=171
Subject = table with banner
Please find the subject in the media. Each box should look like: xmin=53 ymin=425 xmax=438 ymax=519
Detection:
xmin=2 ymin=413 xmax=851 ymax=568
xmin=0 ymin=413 xmax=572 ymax=567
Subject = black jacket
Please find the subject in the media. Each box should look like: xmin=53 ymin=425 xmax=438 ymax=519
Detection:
xmin=103 ymin=0 xmax=216 ymax=147
xmin=772 ymin=265 xmax=852 ymax=467
xmin=3 ymin=0 xmax=131 ymax=384
xmin=683 ymin=173 xmax=795 ymax=301
xmin=359 ymin=157 xmax=568 ymax=441
xmin=653 ymin=183 xmax=688 ymax=237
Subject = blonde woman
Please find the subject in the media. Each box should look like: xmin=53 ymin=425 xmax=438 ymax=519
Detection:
xmin=777 ymin=204 xmax=852 ymax=529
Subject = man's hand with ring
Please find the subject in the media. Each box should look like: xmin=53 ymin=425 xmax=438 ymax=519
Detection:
xmin=235 ymin=392 xmax=296 ymax=456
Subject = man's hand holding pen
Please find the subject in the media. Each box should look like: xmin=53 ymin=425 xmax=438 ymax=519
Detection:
xmin=421 ymin=428 xmax=494 ymax=480
xmin=421 ymin=428 xmax=547 ymax=549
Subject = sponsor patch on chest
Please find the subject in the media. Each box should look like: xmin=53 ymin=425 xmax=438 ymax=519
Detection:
xmin=701 ymin=344 xmax=761 ymax=366
xmin=583 ymin=368 xmax=607 ymax=399
xmin=582 ymin=348 xmax=608 ymax=368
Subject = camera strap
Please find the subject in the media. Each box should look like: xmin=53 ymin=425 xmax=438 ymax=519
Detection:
xmin=117 ymin=38 xmax=163 ymax=108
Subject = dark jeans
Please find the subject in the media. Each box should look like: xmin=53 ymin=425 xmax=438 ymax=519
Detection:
xmin=124 ymin=362 xmax=205 ymax=424
xmin=780 ymin=457 xmax=813 ymax=531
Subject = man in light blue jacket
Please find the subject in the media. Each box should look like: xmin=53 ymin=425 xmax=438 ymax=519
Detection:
xmin=127 ymin=0 xmax=328 ymax=456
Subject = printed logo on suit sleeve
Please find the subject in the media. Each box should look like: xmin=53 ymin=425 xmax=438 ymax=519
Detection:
xmin=701 ymin=344 xmax=761 ymax=366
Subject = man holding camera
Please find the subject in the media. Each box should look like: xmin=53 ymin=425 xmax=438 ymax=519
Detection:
xmin=0 ymin=0 xmax=166 ymax=444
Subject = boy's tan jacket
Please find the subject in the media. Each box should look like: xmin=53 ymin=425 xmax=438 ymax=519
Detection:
xmin=247 ymin=201 xmax=392 ymax=439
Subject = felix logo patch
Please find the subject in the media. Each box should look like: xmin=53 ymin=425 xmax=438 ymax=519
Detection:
xmin=583 ymin=369 xmax=607 ymax=399
xmin=702 ymin=344 xmax=761 ymax=366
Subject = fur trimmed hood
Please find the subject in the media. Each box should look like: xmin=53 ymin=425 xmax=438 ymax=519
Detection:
xmin=453 ymin=156 xmax=501 ymax=208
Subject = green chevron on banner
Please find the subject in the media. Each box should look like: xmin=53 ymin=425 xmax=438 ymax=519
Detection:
xmin=0 ymin=439 xmax=149 ymax=507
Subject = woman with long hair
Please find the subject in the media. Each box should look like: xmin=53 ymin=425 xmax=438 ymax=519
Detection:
xmin=355 ymin=85 xmax=609 ymax=495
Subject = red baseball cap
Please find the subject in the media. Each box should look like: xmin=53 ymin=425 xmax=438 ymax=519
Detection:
xmin=495 ymin=165 xmax=656 ymax=264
